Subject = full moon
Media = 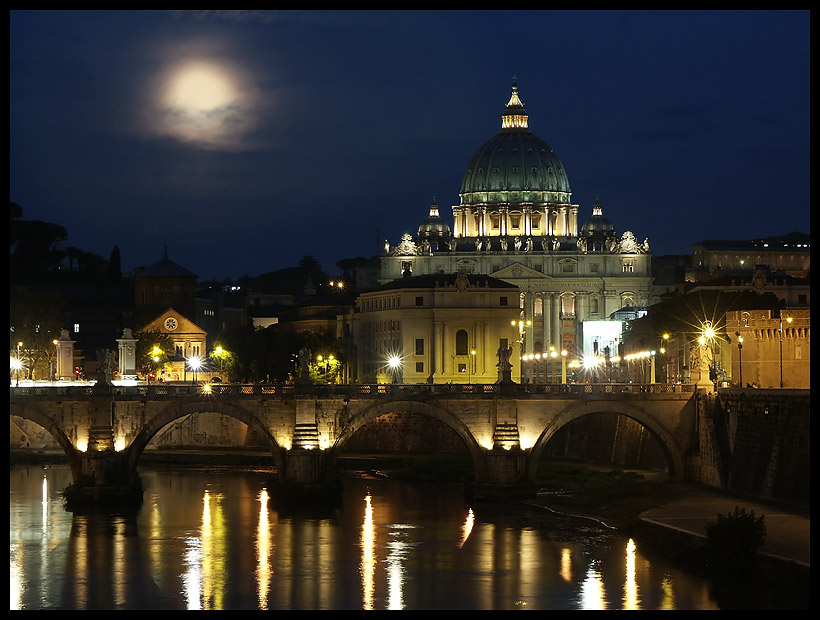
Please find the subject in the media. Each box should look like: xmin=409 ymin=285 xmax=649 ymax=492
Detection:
xmin=152 ymin=59 xmax=260 ymax=149
xmin=165 ymin=62 xmax=237 ymax=112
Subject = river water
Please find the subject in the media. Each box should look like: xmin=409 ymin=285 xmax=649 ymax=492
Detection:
xmin=8 ymin=464 xmax=758 ymax=610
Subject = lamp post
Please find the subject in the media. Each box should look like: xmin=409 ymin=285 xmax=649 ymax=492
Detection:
xmin=17 ymin=341 xmax=22 ymax=386
xmin=561 ymin=349 xmax=567 ymax=384
xmin=779 ymin=314 xmax=792 ymax=389
xmin=387 ymin=355 xmax=401 ymax=384
xmin=214 ymin=345 xmax=224 ymax=378
xmin=511 ymin=319 xmax=531 ymax=383
xmin=469 ymin=347 xmax=476 ymax=384
xmin=735 ymin=331 xmax=743 ymax=387
xmin=189 ymin=356 xmax=202 ymax=384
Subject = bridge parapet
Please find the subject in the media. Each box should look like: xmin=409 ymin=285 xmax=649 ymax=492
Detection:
xmin=10 ymin=382 xmax=695 ymax=402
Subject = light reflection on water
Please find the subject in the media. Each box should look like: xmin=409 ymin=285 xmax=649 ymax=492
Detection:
xmin=10 ymin=464 xmax=725 ymax=610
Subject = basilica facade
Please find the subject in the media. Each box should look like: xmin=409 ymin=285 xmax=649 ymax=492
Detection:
xmin=379 ymin=83 xmax=658 ymax=370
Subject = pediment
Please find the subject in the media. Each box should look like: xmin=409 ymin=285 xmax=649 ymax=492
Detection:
xmin=491 ymin=262 xmax=549 ymax=280
xmin=141 ymin=307 xmax=206 ymax=338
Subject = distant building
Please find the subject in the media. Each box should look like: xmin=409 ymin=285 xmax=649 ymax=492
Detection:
xmin=133 ymin=248 xmax=197 ymax=328
xmin=688 ymin=233 xmax=810 ymax=280
xmin=139 ymin=308 xmax=207 ymax=382
xmin=726 ymin=308 xmax=810 ymax=389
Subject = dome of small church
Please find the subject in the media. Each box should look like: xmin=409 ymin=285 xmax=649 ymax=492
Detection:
xmin=417 ymin=198 xmax=451 ymax=241
xmin=459 ymin=83 xmax=572 ymax=208
xmin=581 ymin=198 xmax=615 ymax=236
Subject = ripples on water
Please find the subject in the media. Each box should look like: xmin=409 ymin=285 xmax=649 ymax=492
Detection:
xmin=9 ymin=464 xmax=734 ymax=610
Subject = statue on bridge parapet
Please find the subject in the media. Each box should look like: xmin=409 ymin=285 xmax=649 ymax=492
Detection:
xmin=298 ymin=347 xmax=312 ymax=384
xmin=496 ymin=345 xmax=514 ymax=385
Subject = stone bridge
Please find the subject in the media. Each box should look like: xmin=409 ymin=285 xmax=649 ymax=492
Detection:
xmin=10 ymin=381 xmax=702 ymax=504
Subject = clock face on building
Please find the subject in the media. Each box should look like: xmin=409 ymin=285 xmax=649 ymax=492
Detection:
xmin=165 ymin=317 xmax=178 ymax=331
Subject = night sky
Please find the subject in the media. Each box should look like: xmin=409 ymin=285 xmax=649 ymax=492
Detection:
xmin=10 ymin=10 xmax=810 ymax=282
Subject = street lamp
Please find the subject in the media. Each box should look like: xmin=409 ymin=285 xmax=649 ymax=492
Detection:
xmin=317 ymin=354 xmax=335 ymax=383
xmin=387 ymin=355 xmax=402 ymax=384
xmin=511 ymin=319 xmax=532 ymax=383
xmin=549 ymin=345 xmax=557 ymax=383
xmin=214 ymin=345 xmax=224 ymax=378
xmin=188 ymin=356 xmax=202 ymax=383
xmin=469 ymin=347 xmax=476 ymax=384
xmin=561 ymin=349 xmax=568 ymax=384
xmin=735 ymin=332 xmax=743 ymax=387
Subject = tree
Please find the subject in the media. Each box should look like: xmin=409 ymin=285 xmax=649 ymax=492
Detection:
xmin=135 ymin=330 xmax=174 ymax=381
xmin=704 ymin=506 xmax=766 ymax=576
xmin=108 ymin=246 xmax=122 ymax=285
xmin=9 ymin=287 xmax=65 ymax=380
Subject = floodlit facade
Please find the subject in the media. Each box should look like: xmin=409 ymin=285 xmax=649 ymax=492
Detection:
xmin=726 ymin=308 xmax=810 ymax=389
xmin=350 ymin=272 xmax=520 ymax=384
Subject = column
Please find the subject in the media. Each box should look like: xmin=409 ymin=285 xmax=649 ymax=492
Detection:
xmin=523 ymin=206 xmax=532 ymax=236
xmin=551 ymin=294 xmax=561 ymax=349
xmin=56 ymin=329 xmax=76 ymax=381
xmin=542 ymin=292 xmax=552 ymax=350
xmin=116 ymin=328 xmax=138 ymax=380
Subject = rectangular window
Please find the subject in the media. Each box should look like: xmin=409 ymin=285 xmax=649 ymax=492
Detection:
xmin=590 ymin=263 xmax=598 ymax=272
xmin=415 ymin=296 xmax=424 ymax=306
xmin=73 ymin=323 xmax=80 ymax=333
xmin=458 ymin=363 xmax=467 ymax=373
xmin=500 ymin=296 xmax=508 ymax=306
xmin=415 ymin=338 xmax=424 ymax=355
xmin=416 ymin=362 xmax=424 ymax=373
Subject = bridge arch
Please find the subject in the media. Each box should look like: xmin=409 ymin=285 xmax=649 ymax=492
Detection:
xmin=527 ymin=400 xmax=687 ymax=481
xmin=125 ymin=400 xmax=285 ymax=476
xmin=326 ymin=399 xmax=490 ymax=481
xmin=10 ymin=402 xmax=84 ymax=479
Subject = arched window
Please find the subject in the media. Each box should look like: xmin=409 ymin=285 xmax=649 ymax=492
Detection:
xmin=455 ymin=329 xmax=469 ymax=355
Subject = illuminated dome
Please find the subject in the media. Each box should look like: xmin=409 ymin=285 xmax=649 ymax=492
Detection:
xmin=460 ymin=83 xmax=571 ymax=206
xmin=454 ymin=83 xmax=578 ymax=239
xmin=417 ymin=198 xmax=452 ymax=241
xmin=581 ymin=198 xmax=615 ymax=236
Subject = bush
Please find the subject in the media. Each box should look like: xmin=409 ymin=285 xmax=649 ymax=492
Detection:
xmin=704 ymin=506 xmax=766 ymax=575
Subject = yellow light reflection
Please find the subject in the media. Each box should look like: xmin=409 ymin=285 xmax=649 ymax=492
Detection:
xmin=114 ymin=436 xmax=126 ymax=452
xmin=580 ymin=563 xmax=607 ymax=610
xmin=183 ymin=489 xmax=228 ymax=609
xmin=183 ymin=536 xmax=203 ymax=610
xmin=361 ymin=492 xmax=375 ymax=611
xmin=201 ymin=490 xmax=226 ymax=610
xmin=660 ymin=575 xmax=676 ymax=610
xmin=459 ymin=507 xmax=475 ymax=548
xmin=10 ymin=542 xmax=22 ymax=610
xmin=113 ymin=519 xmax=127 ymax=608
xmin=386 ymin=527 xmax=408 ymax=610
xmin=623 ymin=538 xmax=639 ymax=609
xmin=560 ymin=547 xmax=573 ymax=582
xmin=76 ymin=436 xmax=88 ymax=452
xmin=256 ymin=488 xmax=274 ymax=610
